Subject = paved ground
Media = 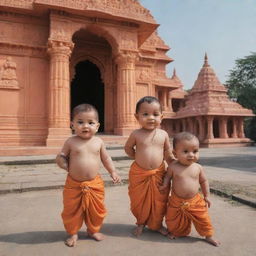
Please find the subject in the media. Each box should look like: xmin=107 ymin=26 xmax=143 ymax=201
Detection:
xmin=0 ymin=185 xmax=255 ymax=256
xmin=0 ymin=146 xmax=255 ymax=207
xmin=0 ymin=146 xmax=255 ymax=255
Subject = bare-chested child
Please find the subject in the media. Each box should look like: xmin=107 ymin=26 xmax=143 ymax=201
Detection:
xmin=56 ymin=104 xmax=121 ymax=247
xmin=124 ymin=96 xmax=174 ymax=237
xmin=159 ymin=132 xmax=220 ymax=246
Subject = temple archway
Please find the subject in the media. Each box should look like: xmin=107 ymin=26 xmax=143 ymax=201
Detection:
xmin=71 ymin=60 xmax=105 ymax=132
xmin=70 ymin=28 xmax=114 ymax=133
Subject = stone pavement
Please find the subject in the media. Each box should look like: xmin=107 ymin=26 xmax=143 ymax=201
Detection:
xmin=0 ymin=146 xmax=256 ymax=207
xmin=0 ymin=185 xmax=255 ymax=256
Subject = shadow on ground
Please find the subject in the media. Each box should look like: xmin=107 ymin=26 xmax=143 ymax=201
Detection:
xmin=0 ymin=231 xmax=66 ymax=244
xmin=102 ymin=223 xmax=204 ymax=244
xmin=0 ymin=224 xmax=205 ymax=245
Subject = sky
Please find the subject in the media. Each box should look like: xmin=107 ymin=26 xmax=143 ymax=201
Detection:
xmin=140 ymin=0 xmax=256 ymax=89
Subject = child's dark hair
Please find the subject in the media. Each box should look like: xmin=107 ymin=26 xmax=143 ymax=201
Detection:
xmin=71 ymin=104 xmax=99 ymax=121
xmin=135 ymin=96 xmax=161 ymax=113
xmin=173 ymin=132 xmax=199 ymax=149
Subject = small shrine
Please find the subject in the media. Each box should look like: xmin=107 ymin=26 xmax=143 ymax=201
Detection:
xmin=162 ymin=54 xmax=254 ymax=147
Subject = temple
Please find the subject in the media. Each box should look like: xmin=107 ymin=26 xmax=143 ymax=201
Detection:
xmin=0 ymin=0 xmax=254 ymax=155
xmin=162 ymin=54 xmax=254 ymax=147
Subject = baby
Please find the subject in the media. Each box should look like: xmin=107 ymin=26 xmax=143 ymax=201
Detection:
xmin=159 ymin=132 xmax=220 ymax=246
xmin=56 ymin=103 xmax=121 ymax=247
xmin=125 ymin=96 xmax=174 ymax=236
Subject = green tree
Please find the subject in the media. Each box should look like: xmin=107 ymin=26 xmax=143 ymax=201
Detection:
xmin=225 ymin=52 xmax=256 ymax=141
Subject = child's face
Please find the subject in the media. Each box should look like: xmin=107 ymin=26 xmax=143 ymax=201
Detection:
xmin=71 ymin=111 xmax=100 ymax=139
xmin=135 ymin=101 xmax=163 ymax=130
xmin=173 ymin=138 xmax=199 ymax=166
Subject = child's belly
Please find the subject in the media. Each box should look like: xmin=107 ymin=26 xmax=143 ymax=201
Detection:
xmin=172 ymin=180 xmax=200 ymax=199
xmin=69 ymin=158 xmax=101 ymax=181
xmin=135 ymin=148 xmax=164 ymax=170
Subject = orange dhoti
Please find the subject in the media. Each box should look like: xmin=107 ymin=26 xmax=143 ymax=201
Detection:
xmin=166 ymin=192 xmax=214 ymax=237
xmin=128 ymin=162 xmax=169 ymax=230
xmin=61 ymin=174 xmax=107 ymax=235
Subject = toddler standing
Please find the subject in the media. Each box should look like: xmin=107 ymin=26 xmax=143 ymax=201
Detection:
xmin=56 ymin=104 xmax=121 ymax=246
xmin=124 ymin=96 xmax=174 ymax=236
xmin=159 ymin=132 xmax=220 ymax=246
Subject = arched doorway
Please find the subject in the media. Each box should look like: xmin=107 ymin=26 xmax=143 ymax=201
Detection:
xmin=71 ymin=60 xmax=105 ymax=132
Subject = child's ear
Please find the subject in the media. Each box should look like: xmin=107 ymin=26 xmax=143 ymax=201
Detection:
xmin=134 ymin=113 xmax=139 ymax=120
xmin=96 ymin=122 xmax=100 ymax=131
xmin=172 ymin=149 xmax=177 ymax=158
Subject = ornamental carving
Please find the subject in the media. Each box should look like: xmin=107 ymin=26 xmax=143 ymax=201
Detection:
xmin=0 ymin=19 xmax=48 ymax=46
xmin=47 ymin=40 xmax=74 ymax=58
xmin=34 ymin=0 xmax=155 ymax=23
xmin=0 ymin=0 xmax=33 ymax=9
xmin=50 ymin=28 xmax=70 ymax=42
xmin=0 ymin=57 xmax=19 ymax=89
xmin=136 ymin=68 xmax=152 ymax=81
xmin=115 ymin=51 xmax=138 ymax=65
xmin=120 ymin=31 xmax=136 ymax=50
xmin=141 ymin=31 xmax=168 ymax=50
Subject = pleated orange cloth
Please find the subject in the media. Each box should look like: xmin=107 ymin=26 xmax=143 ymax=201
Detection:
xmin=61 ymin=174 xmax=107 ymax=235
xmin=165 ymin=192 xmax=214 ymax=237
xmin=128 ymin=161 xmax=169 ymax=230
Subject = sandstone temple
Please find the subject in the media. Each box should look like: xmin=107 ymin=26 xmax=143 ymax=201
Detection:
xmin=0 ymin=0 xmax=254 ymax=155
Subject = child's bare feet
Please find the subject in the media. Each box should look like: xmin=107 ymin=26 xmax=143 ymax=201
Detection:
xmin=157 ymin=226 xmax=168 ymax=236
xmin=133 ymin=225 xmax=144 ymax=237
xmin=167 ymin=233 xmax=176 ymax=239
xmin=205 ymin=236 xmax=221 ymax=246
xmin=88 ymin=232 xmax=105 ymax=241
xmin=65 ymin=234 xmax=78 ymax=247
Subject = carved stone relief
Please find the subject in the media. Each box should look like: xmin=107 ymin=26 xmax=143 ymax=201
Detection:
xmin=0 ymin=56 xmax=19 ymax=89
xmin=0 ymin=19 xmax=48 ymax=46
xmin=0 ymin=0 xmax=33 ymax=9
xmin=34 ymin=0 xmax=155 ymax=23
xmin=136 ymin=68 xmax=152 ymax=82
xmin=120 ymin=31 xmax=136 ymax=50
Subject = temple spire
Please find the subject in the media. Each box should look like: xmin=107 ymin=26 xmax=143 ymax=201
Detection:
xmin=173 ymin=68 xmax=177 ymax=77
xmin=203 ymin=52 xmax=209 ymax=67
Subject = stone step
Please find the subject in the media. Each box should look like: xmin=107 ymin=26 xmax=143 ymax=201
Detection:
xmin=0 ymin=157 xmax=133 ymax=194
xmin=0 ymin=134 xmax=128 ymax=156
xmin=0 ymin=146 xmax=128 ymax=165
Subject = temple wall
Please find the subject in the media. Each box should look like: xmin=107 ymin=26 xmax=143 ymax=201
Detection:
xmin=0 ymin=13 xmax=49 ymax=145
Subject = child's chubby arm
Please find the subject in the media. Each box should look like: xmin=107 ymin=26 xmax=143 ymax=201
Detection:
xmin=163 ymin=132 xmax=176 ymax=165
xmin=55 ymin=138 xmax=71 ymax=171
xmin=124 ymin=131 xmax=136 ymax=159
xmin=100 ymin=140 xmax=121 ymax=184
xmin=159 ymin=164 xmax=173 ymax=192
xmin=199 ymin=165 xmax=211 ymax=207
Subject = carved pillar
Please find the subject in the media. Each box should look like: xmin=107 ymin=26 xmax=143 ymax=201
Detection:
xmin=196 ymin=116 xmax=204 ymax=141
xmin=231 ymin=117 xmax=238 ymax=138
xmin=162 ymin=88 xmax=169 ymax=111
xmin=237 ymin=117 xmax=245 ymax=138
xmin=181 ymin=119 xmax=186 ymax=131
xmin=187 ymin=118 xmax=193 ymax=134
xmin=219 ymin=117 xmax=228 ymax=138
xmin=206 ymin=116 xmax=214 ymax=139
xmin=169 ymin=97 xmax=173 ymax=112
xmin=176 ymin=120 xmax=181 ymax=133
xmin=46 ymin=40 xmax=74 ymax=146
xmin=114 ymin=52 xmax=137 ymax=135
